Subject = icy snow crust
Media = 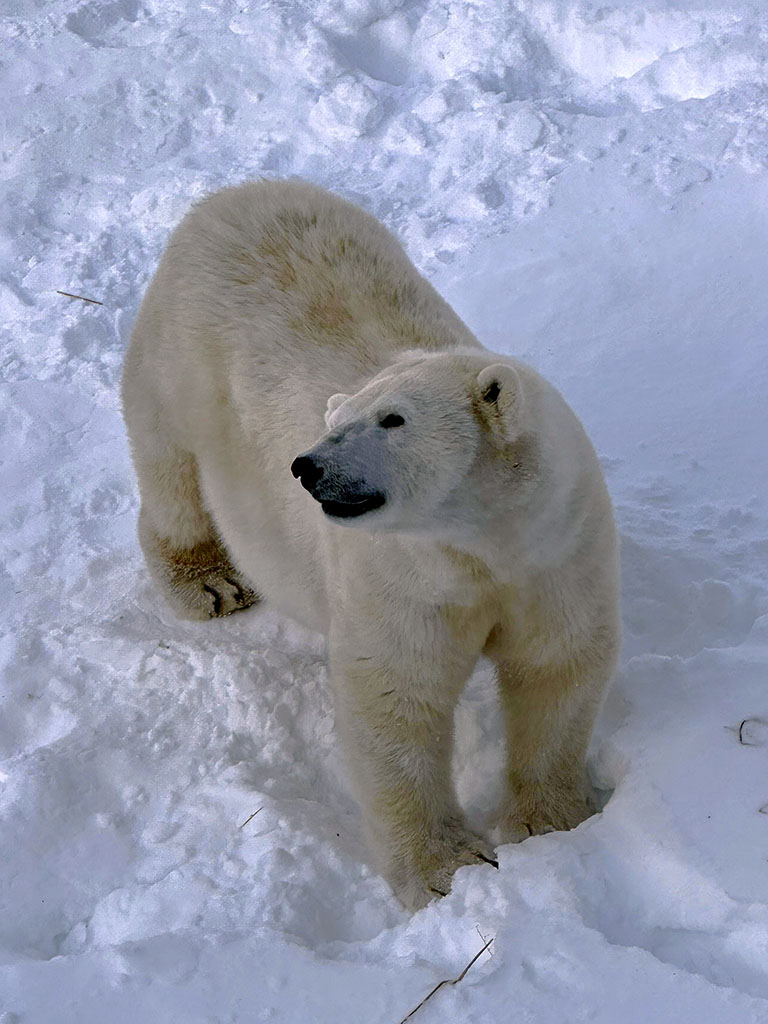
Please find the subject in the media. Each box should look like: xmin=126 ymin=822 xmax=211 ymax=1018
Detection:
xmin=3 ymin=1 xmax=768 ymax=1021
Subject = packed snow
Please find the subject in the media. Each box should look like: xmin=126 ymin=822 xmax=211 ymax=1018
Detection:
xmin=2 ymin=1 xmax=768 ymax=1021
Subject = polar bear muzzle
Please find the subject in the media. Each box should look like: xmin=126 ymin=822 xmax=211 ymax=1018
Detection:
xmin=290 ymin=451 xmax=387 ymax=520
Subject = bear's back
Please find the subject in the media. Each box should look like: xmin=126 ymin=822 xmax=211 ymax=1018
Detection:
xmin=160 ymin=180 xmax=480 ymax=382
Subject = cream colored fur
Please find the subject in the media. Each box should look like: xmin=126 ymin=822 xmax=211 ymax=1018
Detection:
xmin=122 ymin=179 xmax=620 ymax=910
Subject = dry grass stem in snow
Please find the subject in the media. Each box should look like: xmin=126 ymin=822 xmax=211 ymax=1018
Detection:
xmin=397 ymin=938 xmax=494 ymax=1024
xmin=56 ymin=290 xmax=103 ymax=305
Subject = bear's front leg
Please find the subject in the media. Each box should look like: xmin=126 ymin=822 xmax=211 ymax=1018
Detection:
xmin=330 ymin=616 xmax=496 ymax=911
xmin=494 ymin=634 xmax=618 ymax=843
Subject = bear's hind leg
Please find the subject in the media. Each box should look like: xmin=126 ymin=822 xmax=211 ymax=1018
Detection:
xmin=134 ymin=443 xmax=257 ymax=621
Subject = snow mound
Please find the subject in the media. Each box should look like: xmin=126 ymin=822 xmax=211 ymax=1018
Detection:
xmin=2 ymin=2 xmax=768 ymax=1021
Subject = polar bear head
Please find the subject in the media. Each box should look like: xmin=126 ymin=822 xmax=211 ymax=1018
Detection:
xmin=290 ymin=351 xmax=541 ymax=536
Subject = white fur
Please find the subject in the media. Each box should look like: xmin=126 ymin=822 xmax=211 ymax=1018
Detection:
xmin=122 ymin=179 xmax=621 ymax=909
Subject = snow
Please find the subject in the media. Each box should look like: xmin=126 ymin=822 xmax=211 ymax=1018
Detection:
xmin=2 ymin=1 xmax=768 ymax=1021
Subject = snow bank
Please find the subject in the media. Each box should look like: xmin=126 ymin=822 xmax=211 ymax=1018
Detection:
xmin=2 ymin=2 xmax=768 ymax=1021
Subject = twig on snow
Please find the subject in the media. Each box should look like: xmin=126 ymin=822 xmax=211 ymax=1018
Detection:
xmin=475 ymin=925 xmax=494 ymax=953
xmin=738 ymin=718 xmax=768 ymax=746
xmin=56 ymin=290 xmax=103 ymax=305
xmin=238 ymin=807 xmax=263 ymax=830
xmin=725 ymin=718 xmax=768 ymax=746
xmin=397 ymin=937 xmax=494 ymax=1024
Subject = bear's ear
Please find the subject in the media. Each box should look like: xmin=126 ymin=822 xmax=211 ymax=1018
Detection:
xmin=474 ymin=363 xmax=523 ymax=440
xmin=325 ymin=392 xmax=350 ymax=428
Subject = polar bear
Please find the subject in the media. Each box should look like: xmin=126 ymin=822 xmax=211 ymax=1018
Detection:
xmin=122 ymin=179 xmax=620 ymax=910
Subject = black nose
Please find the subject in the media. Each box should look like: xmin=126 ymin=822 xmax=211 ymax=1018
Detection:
xmin=291 ymin=455 xmax=324 ymax=490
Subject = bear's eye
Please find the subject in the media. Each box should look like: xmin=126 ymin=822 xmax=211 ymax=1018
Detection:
xmin=380 ymin=413 xmax=405 ymax=429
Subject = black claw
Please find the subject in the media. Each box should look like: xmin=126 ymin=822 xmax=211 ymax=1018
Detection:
xmin=429 ymin=886 xmax=448 ymax=897
xmin=202 ymin=584 xmax=222 ymax=616
xmin=477 ymin=854 xmax=499 ymax=869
